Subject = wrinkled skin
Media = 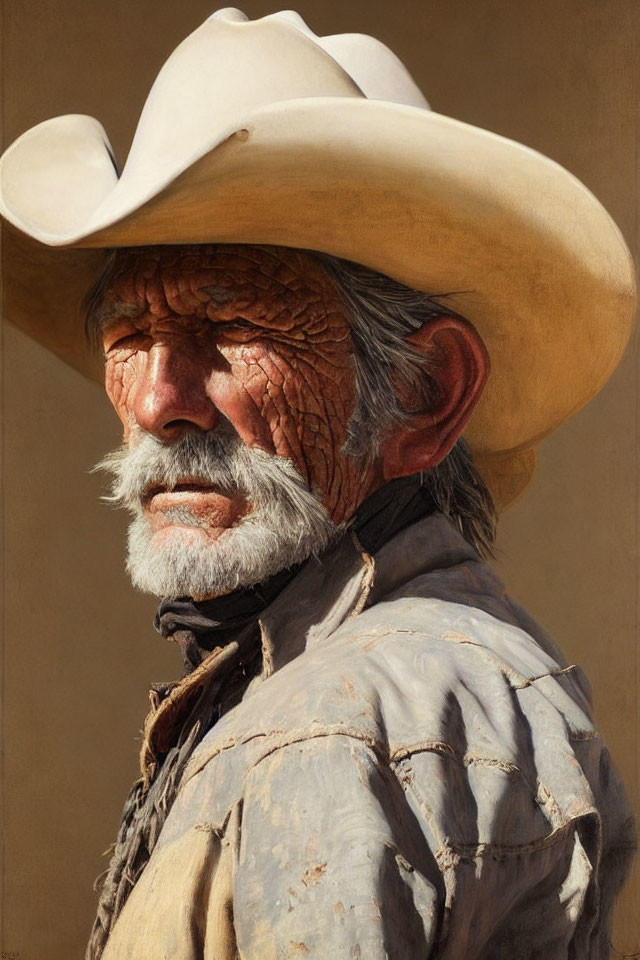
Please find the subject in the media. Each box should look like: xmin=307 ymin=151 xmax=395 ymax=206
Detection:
xmin=99 ymin=244 xmax=381 ymax=536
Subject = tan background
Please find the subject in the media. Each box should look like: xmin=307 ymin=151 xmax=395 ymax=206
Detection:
xmin=1 ymin=0 xmax=637 ymax=957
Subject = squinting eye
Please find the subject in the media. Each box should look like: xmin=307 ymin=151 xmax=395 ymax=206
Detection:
xmin=225 ymin=318 xmax=259 ymax=330
xmin=105 ymin=332 xmax=146 ymax=354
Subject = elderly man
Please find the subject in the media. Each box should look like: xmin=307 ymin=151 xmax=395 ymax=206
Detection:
xmin=1 ymin=8 xmax=636 ymax=960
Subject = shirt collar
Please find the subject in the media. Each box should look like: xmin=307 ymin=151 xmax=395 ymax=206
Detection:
xmin=256 ymin=509 xmax=481 ymax=678
xmin=258 ymin=528 xmax=375 ymax=677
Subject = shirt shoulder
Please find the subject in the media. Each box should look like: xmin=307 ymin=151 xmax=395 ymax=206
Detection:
xmin=169 ymin=592 xmax=611 ymax=841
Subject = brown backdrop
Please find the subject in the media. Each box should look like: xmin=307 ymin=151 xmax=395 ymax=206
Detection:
xmin=1 ymin=1 xmax=638 ymax=957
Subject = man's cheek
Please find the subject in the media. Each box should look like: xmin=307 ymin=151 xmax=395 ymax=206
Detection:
xmin=236 ymin=364 xmax=347 ymax=494
xmin=104 ymin=359 xmax=139 ymax=428
xmin=237 ymin=366 xmax=299 ymax=453
xmin=233 ymin=346 xmax=313 ymax=416
xmin=219 ymin=355 xmax=308 ymax=474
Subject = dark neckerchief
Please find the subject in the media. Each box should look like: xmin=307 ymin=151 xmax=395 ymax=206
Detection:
xmin=353 ymin=472 xmax=436 ymax=555
xmin=154 ymin=562 xmax=299 ymax=672
xmin=154 ymin=473 xmax=435 ymax=672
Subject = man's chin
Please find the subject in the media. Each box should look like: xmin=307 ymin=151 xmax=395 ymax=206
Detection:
xmin=98 ymin=426 xmax=340 ymax=599
xmin=126 ymin=517 xmax=247 ymax=599
xmin=124 ymin=508 xmax=337 ymax=600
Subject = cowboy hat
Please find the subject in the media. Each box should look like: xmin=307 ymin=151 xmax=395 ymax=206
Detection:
xmin=0 ymin=8 xmax=635 ymax=509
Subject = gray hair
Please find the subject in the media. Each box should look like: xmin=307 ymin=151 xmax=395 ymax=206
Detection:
xmin=85 ymin=247 xmax=496 ymax=556
xmin=315 ymin=252 xmax=496 ymax=556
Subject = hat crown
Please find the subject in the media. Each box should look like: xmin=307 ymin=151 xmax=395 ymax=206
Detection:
xmin=123 ymin=12 xmax=362 ymax=187
xmin=123 ymin=9 xmax=429 ymax=189
xmin=207 ymin=10 xmax=429 ymax=107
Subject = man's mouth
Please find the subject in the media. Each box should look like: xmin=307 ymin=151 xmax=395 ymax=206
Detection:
xmin=142 ymin=480 xmax=222 ymax=504
xmin=141 ymin=481 xmax=239 ymax=515
xmin=140 ymin=480 xmax=248 ymax=531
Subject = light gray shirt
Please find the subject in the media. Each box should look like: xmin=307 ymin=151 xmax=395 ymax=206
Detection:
xmin=101 ymin=513 xmax=634 ymax=959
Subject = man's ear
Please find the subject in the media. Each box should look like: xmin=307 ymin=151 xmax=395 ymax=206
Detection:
xmin=380 ymin=316 xmax=489 ymax=481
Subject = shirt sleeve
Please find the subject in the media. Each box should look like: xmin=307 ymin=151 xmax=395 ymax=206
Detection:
xmin=231 ymin=734 xmax=444 ymax=959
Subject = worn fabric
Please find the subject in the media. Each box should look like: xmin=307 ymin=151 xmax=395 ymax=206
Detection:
xmin=99 ymin=513 xmax=635 ymax=959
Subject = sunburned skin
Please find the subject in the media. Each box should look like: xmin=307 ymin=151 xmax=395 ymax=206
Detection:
xmin=100 ymin=244 xmax=382 ymax=536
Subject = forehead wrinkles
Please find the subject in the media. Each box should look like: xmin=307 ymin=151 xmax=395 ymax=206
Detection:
xmin=103 ymin=244 xmax=345 ymax=330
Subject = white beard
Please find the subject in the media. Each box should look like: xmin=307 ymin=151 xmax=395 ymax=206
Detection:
xmin=95 ymin=428 xmax=339 ymax=599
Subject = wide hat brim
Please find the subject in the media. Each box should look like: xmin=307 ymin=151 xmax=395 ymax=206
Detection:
xmin=1 ymin=11 xmax=635 ymax=510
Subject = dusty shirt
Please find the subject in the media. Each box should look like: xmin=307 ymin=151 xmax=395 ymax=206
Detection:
xmin=101 ymin=513 xmax=634 ymax=959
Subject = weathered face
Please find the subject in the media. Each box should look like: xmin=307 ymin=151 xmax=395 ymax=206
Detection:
xmin=96 ymin=244 xmax=378 ymax=597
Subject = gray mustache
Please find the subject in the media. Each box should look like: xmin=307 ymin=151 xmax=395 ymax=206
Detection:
xmin=95 ymin=429 xmax=333 ymax=535
xmin=98 ymin=431 xmax=248 ymax=507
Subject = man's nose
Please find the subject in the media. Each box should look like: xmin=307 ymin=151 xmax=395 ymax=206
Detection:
xmin=131 ymin=343 xmax=219 ymax=440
